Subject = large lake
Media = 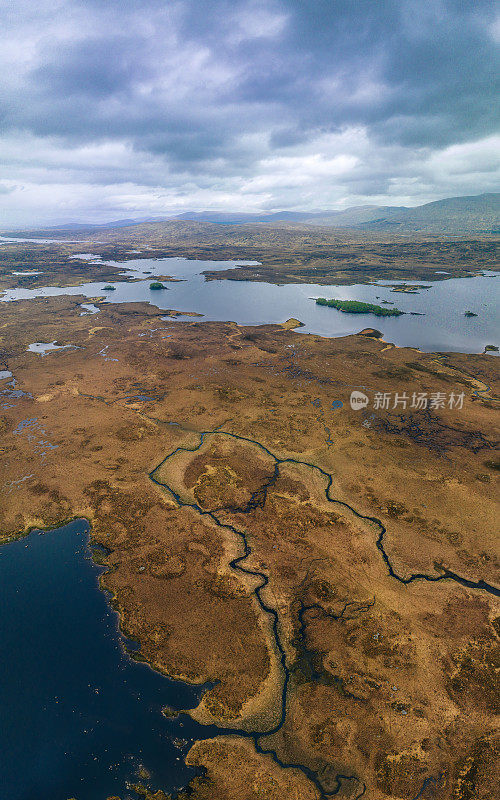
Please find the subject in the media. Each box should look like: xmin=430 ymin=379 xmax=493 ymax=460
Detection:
xmin=1 ymin=248 xmax=498 ymax=798
xmin=2 ymin=255 xmax=498 ymax=353
xmin=0 ymin=521 xmax=225 ymax=800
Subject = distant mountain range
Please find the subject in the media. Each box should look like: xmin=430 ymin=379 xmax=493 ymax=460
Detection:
xmin=7 ymin=193 xmax=500 ymax=237
xmin=169 ymin=193 xmax=499 ymax=234
xmin=47 ymin=217 xmax=168 ymax=230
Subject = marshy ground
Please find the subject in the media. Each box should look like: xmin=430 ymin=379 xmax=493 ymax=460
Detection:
xmin=0 ymin=287 xmax=498 ymax=799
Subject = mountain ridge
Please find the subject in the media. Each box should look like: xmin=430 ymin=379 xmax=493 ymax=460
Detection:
xmin=5 ymin=192 xmax=499 ymax=237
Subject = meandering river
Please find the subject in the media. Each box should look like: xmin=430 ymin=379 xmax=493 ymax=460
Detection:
xmin=1 ymin=249 xmax=498 ymax=798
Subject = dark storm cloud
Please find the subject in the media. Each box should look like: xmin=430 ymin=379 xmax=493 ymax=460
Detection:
xmin=32 ymin=35 xmax=145 ymax=98
xmin=6 ymin=0 xmax=498 ymax=148
xmin=0 ymin=0 xmax=498 ymax=223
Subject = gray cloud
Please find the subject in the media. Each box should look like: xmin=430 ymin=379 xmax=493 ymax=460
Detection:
xmin=0 ymin=0 xmax=498 ymax=224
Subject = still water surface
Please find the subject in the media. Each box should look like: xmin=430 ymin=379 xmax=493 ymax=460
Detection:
xmin=2 ymin=256 xmax=498 ymax=353
xmin=0 ymin=521 xmax=224 ymax=800
xmin=1 ymin=252 xmax=498 ymax=797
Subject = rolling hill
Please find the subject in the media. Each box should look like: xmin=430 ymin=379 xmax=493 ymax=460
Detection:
xmin=5 ymin=193 xmax=499 ymax=238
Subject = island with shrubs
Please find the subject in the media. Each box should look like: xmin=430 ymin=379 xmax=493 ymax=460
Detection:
xmin=315 ymin=298 xmax=403 ymax=316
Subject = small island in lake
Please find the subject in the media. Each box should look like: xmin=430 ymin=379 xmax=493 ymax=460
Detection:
xmin=358 ymin=327 xmax=383 ymax=338
xmin=103 ymin=285 xmax=116 ymax=291
xmin=149 ymin=281 xmax=166 ymax=289
xmin=464 ymin=310 xmax=478 ymax=317
xmin=315 ymin=297 xmax=403 ymax=316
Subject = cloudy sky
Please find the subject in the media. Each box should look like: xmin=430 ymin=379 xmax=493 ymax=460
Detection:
xmin=1 ymin=0 xmax=499 ymax=225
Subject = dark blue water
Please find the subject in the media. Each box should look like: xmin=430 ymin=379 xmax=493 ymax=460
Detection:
xmin=0 ymin=520 xmax=223 ymax=800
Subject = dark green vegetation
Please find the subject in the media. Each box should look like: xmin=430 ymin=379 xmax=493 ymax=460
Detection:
xmin=316 ymin=298 xmax=403 ymax=316
xmin=103 ymin=285 xmax=116 ymax=291
xmin=149 ymin=281 xmax=166 ymax=289
xmin=485 ymin=345 xmax=499 ymax=352
xmin=465 ymin=311 xmax=478 ymax=317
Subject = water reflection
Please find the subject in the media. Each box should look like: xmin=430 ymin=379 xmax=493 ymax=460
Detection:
xmin=1 ymin=255 xmax=498 ymax=353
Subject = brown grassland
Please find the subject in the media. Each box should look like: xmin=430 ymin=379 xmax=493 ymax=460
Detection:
xmin=1 ymin=223 xmax=498 ymax=289
xmin=0 ymin=279 xmax=498 ymax=799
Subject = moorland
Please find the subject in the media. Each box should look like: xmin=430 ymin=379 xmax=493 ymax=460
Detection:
xmin=1 ymin=251 xmax=499 ymax=799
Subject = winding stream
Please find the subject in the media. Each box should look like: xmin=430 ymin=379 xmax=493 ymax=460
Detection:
xmin=147 ymin=427 xmax=500 ymax=798
xmin=0 ymin=521 xmax=230 ymax=800
xmin=2 ymin=248 xmax=498 ymax=798
xmin=5 ymin=421 xmax=495 ymax=798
